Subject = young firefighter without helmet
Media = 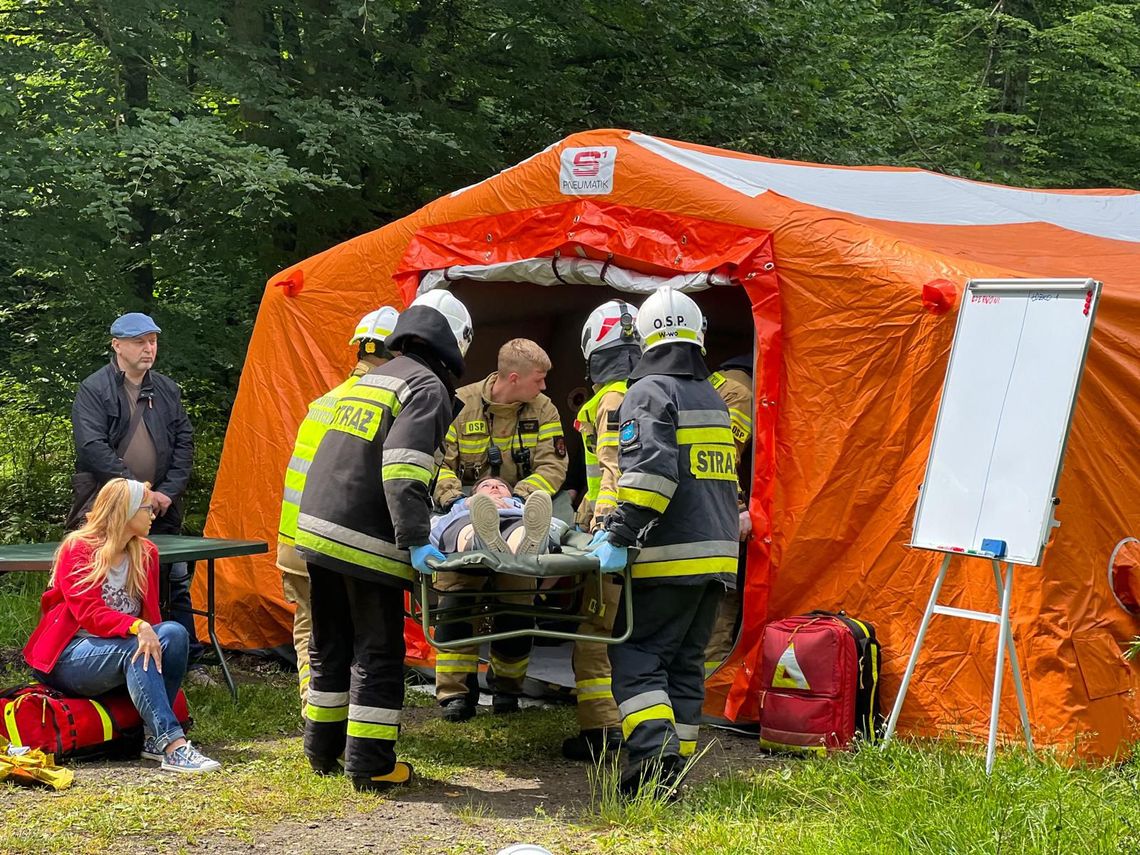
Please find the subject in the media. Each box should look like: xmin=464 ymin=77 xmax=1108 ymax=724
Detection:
xmin=589 ymin=284 xmax=737 ymax=799
xmin=634 ymin=287 xmax=707 ymax=352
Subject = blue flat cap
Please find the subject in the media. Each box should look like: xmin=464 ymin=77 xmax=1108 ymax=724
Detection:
xmin=110 ymin=312 xmax=161 ymax=338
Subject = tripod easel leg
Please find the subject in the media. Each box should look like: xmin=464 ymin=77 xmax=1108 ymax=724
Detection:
xmin=992 ymin=560 xmax=1034 ymax=754
xmin=985 ymin=561 xmax=1016 ymax=774
xmin=882 ymin=553 xmax=953 ymax=747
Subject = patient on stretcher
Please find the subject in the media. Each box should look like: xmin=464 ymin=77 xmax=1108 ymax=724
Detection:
xmin=430 ymin=476 xmax=566 ymax=556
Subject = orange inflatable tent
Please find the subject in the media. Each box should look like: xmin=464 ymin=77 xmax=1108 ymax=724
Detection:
xmin=201 ymin=129 xmax=1140 ymax=759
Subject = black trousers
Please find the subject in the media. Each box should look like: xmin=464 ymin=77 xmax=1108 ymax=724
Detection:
xmin=304 ymin=563 xmax=406 ymax=778
xmin=609 ymin=579 xmax=723 ymax=766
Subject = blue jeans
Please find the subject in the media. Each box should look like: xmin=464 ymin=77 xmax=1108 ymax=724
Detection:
xmin=41 ymin=622 xmax=190 ymax=751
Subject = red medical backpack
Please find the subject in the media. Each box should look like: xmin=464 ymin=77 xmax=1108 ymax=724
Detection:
xmin=1 ymin=683 xmax=191 ymax=760
xmin=757 ymin=612 xmax=881 ymax=753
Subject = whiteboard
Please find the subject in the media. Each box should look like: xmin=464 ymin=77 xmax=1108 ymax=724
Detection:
xmin=911 ymin=279 xmax=1101 ymax=566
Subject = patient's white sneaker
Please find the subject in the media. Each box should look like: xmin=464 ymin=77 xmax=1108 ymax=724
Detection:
xmin=515 ymin=491 xmax=553 ymax=556
xmin=469 ymin=493 xmax=510 ymax=553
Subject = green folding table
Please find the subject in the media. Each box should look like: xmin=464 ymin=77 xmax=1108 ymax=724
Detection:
xmin=0 ymin=535 xmax=267 ymax=701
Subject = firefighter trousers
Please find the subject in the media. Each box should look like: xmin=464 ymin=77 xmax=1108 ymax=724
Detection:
xmin=703 ymin=587 xmax=741 ymax=678
xmin=433 ymin=569 xmax=535 ymax=702
xmin=304 ymin=562 xmax=405 ymax=778
xmin=572 ymin=577 xmax=622 ymax=731
xmin=609 ymin=579 xmax=723 ymax=767
xmin=280 ymin=568 xmax=312 ymax=707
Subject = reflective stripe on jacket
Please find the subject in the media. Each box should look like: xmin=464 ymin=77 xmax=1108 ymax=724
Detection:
xmin=607 ymin=373 xmax=738 ymax=584
xmin=295 ymin=355 xmax=451 ymax=586
xmin=574 ymin=381 xmax=626 ymax=530
xmin=434 ymin=372 xmax=566 ymax=507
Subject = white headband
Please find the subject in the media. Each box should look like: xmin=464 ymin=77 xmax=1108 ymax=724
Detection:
xmin=125 ymin=480 xmax=146 ymax=517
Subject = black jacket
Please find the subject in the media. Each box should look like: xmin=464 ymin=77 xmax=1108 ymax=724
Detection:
xmin=71 ymin=356 xmax=194 ymax=531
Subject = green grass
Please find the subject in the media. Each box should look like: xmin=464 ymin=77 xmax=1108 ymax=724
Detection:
xmin=0 ymin=573 xmax=47 ymax=650
xmin=4 ymin=661 xmax=1140 ymax=854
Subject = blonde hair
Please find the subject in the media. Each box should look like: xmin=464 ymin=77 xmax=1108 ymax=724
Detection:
xmin=497 ymin=338 xmax=551 ymax=376
xmin=52 ymin=478 xmax=150 ymax=600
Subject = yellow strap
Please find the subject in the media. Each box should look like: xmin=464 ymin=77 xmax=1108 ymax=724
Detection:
xmin=4 ymin=702 xmax=22 ymax=746
xmin=90 ymin=700 xmax=113 ymax=742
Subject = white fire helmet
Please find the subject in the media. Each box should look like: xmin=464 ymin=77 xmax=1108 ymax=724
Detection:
xmin=411 ymin=288 xmax=474 ymax=356
xmin=349 ymin=306 xmax=400 ymax=345
xmin=635 ymin=286 xmax=706 ymax=352
xmin=580 ymin=299 xmax=639 ymax=359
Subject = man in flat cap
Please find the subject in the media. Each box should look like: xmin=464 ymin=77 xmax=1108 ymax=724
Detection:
xmin=68 ymin=312 xmax=204 ymax=676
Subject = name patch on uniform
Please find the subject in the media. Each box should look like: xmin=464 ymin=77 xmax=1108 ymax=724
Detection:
xmin=619 ymin=419 xmax=640 ymax=448
xmin=731 ymin=423 xmax=749 ymax=442
xmin=690 ymin=444 xmax=737 ymax=480
xmin=330 ymin=401 xmax=383 ymax=442
xmin=464 ymin=420 xmax=488 ymax=435
xmin=518 ymin=418 xmax=539 ymax=433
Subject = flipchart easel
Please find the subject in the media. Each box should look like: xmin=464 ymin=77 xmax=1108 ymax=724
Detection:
xmin=881 ymin=278 xmax=1102 ymax=774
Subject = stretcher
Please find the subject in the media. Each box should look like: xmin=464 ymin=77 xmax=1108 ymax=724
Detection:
xmin=415 ymin=530 xmax=634 ymax=650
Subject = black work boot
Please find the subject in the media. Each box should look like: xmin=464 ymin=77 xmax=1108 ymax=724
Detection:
xmin=352 ymin=760 xmax=415 ymax=792
xmin=491 ymin=694 xmax=520 ymax=715
xmin=561 ymin=728 xmax=621 ymax=762
xmin=441 ymin=697 xmax=476 ymax=722
xmin=619 ymin=753 xmax=685 ymax=802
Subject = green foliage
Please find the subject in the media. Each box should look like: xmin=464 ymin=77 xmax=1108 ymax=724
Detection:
xmin=0 ymin=0 xmax=1136 ymax=546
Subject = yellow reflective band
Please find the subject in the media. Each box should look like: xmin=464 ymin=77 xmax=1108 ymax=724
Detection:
xmin=438 ymin=467 xmax=459 ymax=482
xmin=576 ymin=678 xmax=613 ymax=702
xmin=538 ymin=423 xmax=563 ymax=439
xmin=617 ymin=486 xmax=670 ymax=513
xmin=329 ymin=400 xmax=385 ymax=441
xmin=381 ymin=463 xmax=432 ymax=484
xmin=293 ymin=531 xmax=413 ymax=582
xmin=520 ymin=473 xmax=555 ymax=493
xmin=597 ymin=431 xmax=620 ymax=448
xmin=621 ymin=703 xmax=675 ymax=740
xmin=679 ymin=739 xmax=697 ymax=757
xmin=446 ymin=425 xmax=458 ymax=442
xmin=644 ymin=328 xmax=699 ymax=346
xmin=458 ymin=439 xmax=489 ymax=453
xmin=632 ymin=555 xmax=737 ymax=579
xmin=305 ymin=703 xmax=348 ymax=723
xmin=4 ymin=703 xmax=21 ymax=746
xmin=90 ymin=700 xmax=113 ymax=742
xmin=346 ymin=721 xmax=399 ymax=741
xmin=690 ymin=444 xmax=738 ymax=481
xmin=491 ymin=657 xmax=529 ymax=679
xmin=676 ymin=426 xmax=734 ymax=445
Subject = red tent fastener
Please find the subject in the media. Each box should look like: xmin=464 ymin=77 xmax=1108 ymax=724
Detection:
xmin=272 ymin=270 xmax=304 ymax=297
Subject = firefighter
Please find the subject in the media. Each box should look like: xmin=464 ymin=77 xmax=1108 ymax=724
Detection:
xmin=432 ymin=339 xmax=568 ymax=722
xmin=276 ymin=306 xmax=400 ymax=709
xmin=562 ymin=299 xmax=641 ymax=761
xmin=589 ymin=286 xmax=738 ymax=799
xmin=294 ymin=290 xmax=473 ymax=792
xmin=704 ymin=354 xmax=755 ymax=678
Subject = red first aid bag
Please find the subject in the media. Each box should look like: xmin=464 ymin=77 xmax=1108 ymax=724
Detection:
xmin=757 ymin=612 xmax=881 ymax=754
xmin=1 ymin=683 xmax=191 ymax=760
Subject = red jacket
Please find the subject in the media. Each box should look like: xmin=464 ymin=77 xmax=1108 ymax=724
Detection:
xmin=23 ymin=538 xmax=162 ymax=673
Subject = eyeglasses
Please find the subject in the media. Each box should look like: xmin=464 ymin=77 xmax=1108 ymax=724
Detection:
xmin=138 ymin=504 xmax=153 ymax=513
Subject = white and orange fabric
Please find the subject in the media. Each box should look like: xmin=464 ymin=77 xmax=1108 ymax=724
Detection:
xmin=199 ymin=129 xmax=1140 ymax=759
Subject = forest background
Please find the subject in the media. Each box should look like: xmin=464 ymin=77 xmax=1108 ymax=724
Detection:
xmin=1 ymin=0 xmax=1138 ymax=543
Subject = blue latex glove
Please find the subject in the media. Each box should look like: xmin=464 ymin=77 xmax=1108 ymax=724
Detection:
xmin=410 ymin=544 xmax=446 ymax=574
xmin=587 ymin=529 xmax=608 ymax=548
xmin=590 ymin=540 xmax=629 ymax=573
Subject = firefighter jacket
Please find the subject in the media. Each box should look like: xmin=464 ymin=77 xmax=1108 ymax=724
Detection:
xmin=296 ymin=308 xmax=461 ymax=587
xmin=709 ymin=368 xmax=753 ymax=463
xmin=434 ymin=372 xmax=566 ymax=507
xmin=573 ymin=381 xmax=626 ymax=531
xmin=604 ymin=344 xmax=738 ymax=586
xmin=277 ymin=359 xmax=377 ymax=575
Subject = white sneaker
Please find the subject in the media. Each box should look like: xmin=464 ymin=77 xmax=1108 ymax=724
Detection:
xmin=515 ymin=491 xmax=552 ymax=556
xmin=469 ymin=493 xmax=510 ymax=553
xmin=161 ymin=743 xmax=221 ymax=774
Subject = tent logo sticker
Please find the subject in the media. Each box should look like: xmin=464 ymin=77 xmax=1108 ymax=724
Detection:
xmin=560 ymin=146 xmax=616 ymax=195
xmin=772 ymin=642 xmax=811 ymax=690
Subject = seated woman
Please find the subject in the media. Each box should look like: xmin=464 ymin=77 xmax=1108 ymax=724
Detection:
xmin=430 ymin=476 xmax=566 ymax=556
xmin=23 ymin=478 xmax=221 ymax=773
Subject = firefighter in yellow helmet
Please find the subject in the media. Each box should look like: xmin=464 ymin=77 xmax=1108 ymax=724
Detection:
xmin=704 ymin=354 xmax=755 ymax=678
xmin=432 ymin=338 xmax=568 ymax=722
xmin=276 ymin=306 xmax=400 ymax=708
xmin=563 ymin=299 xmax=640 ymax=761
xmin=589 ymin=286 xmax=738 ymax=799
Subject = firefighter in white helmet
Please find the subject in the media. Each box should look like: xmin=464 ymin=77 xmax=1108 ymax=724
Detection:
xmin=276 ymin=305 xmax=400 ymax=709
xmin=295 ymin=291 xmax=472 ymax=792
xmin=562 ymin=299 xmax=641 ymax=760
xmin=589 ymin=285 xmax=738 ymax=799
